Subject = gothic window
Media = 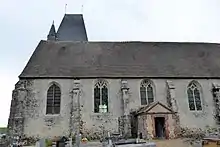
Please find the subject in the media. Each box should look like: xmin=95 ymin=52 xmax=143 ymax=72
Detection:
xmin=187 ymin=81 xmax=202 ymax=111
xmin=94 ymin=80 xmax=108 ymax=113
xmin=46 ymin=83 xmax=61 ymax=114
xmin=140 ymin=79 xmax=155 ymax=105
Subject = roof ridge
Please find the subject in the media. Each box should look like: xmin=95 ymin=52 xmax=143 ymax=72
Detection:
xmin=42 ymin=40 xmax=220 ymax=45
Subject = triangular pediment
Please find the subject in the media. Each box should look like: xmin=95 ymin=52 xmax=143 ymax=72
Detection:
xmin=136 ymin=101 xmax=174 ymax=115
xmin=148 ymin=103 xmax=172 ymax=113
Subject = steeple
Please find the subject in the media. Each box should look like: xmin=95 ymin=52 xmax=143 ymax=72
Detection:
xmin=47 ymin=21 xmax=57 ymax=41
xmin=56 ymin=14 xmax=88 ymax=41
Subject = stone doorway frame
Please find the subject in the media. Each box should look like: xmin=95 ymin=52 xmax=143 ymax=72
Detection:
xmin=151 ymin=114 xmax=169 ymax=139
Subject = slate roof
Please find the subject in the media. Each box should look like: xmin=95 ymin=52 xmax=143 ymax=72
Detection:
xmin=56 ymin=14 xmax=88 ymax=41
xmin=19 ymin=40 xmax=220 ymax=79
xmin=47 ymin=22 xmax=56 ymax=40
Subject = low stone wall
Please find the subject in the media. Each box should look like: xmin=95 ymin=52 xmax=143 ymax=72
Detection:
xmin=178 ymin=127 xmax=205 ymax=139
xmin=177 ymin=126 xmax=219 ymax=140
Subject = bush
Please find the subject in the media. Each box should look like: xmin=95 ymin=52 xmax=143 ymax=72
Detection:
xmin=45 ymin=139 xmax=53 ymax=147
xmin=178 ymin=127 xmax=205 ymax=140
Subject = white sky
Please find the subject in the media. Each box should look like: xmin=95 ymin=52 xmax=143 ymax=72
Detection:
xmin=0 ymin=0 xmax=220 ymax=127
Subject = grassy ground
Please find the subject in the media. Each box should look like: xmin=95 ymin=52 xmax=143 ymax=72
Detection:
xmin=0 ymin=127 xmax=7 ymax=134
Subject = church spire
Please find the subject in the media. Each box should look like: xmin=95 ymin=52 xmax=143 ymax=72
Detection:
xmin=47 ymin=21 xmax=57 ymax=41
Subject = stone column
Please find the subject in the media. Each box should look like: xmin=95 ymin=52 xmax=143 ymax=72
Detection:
xmin=166 ymin=81 xmax=180 ymax=138
xmin=8 ymin=80 xmax=27 ymax=140
xmin=73 ymin=80 xmax=81 ymax=147
xmin=212 ymin=83 xmax=220 ymax=124
xmin=141 ymin=115 xmax=148 ymax=139
xmin=121 ymin=80 xmax=131 ymax=138
xmin=166 ymin=80 xmax=178 ymax=112
xmin=69 ymin=80 xmax=81 ymax=146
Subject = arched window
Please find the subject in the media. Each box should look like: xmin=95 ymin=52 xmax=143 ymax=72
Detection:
xmin=94 ymin=80 xmax=108 ymax=113
xmin=140 ymin=79 xmax=154 ymax=105
xmin=187 ymin=81 xmax=202 ymax=111
xmin=46 ymin=83 xmax=61 ymax=114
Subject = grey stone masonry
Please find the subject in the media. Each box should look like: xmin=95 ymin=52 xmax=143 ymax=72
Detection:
xmin=69 ymin=80 xmax=81 ymax=137
xmin=166 ymin=80 xmax=181 ymax=136
xmin=7 ymin=78 xmax=219 ymax=139
xmin=166 ymin=80 xmax=178 ymax=112
xmin=121 ymin=80 xmax=132 ymax=138
xmin=212 ymin=83 xmax=220 ymax=124
xmin=8 ymin=80 xmax=27 ymax=138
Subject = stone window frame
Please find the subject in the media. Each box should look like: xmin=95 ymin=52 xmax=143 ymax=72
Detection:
xmin=187 ymin=80 xmax=203 ymax=111
xmin=139 ymin=79 xmax=155 ymax=105
xmin=93 ymin=79 xmax=109 ymax=113
xmin=45 ymin=82 xmax=61 ymax=115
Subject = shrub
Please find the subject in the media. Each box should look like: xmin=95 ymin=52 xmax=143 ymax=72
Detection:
xmin=45 ymin=139 xmax=53 ymax=147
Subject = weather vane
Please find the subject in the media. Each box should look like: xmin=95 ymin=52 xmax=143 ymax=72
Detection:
xmin=81 ymin=4 xmax=84 ymax=14
xmin=65 ymin=4 xmax=67 ymax=14
xmin=81 ymin=0 xmax=87 ymax=14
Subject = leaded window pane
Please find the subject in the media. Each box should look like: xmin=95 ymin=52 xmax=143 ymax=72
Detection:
xmin=54 ymin=106 xmax=60 ymax=114
xmin=102 ymin=86 xmax=108 ymax=109
xmin=189 ymin=102 xmax=196 ymax=111
xmin=140 ymin=86 xmax=147 ymax=105
xmin=194 ymin=89 xmax=202 ymax=111
xmin=147 ymin=85 xmax=154 ymax=104
xmin=94 ymin=80 xmax=109 ymax=113
xmin=94 ymin=86 xmax=100 ymax=113
xmin=46 ymin=84 xmax=61 ymax=115
xmin=46 ymin=106 xmax=53 ymax=114
xmin=187 ymin=88 xmax=195 ymax=110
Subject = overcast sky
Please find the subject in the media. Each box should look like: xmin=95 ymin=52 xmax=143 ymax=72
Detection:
xmin=0 ymin=0 xmax=220 ymax=127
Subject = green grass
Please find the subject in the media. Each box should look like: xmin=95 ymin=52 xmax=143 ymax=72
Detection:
xmin=0 ymin=127 xmax=7 ymax=134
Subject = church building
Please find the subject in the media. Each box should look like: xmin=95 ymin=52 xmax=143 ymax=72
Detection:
xmin=7 ymin=13 xmax=220 ymax=140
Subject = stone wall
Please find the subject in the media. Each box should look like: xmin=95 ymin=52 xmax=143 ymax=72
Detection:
xmin=137 ymin=115 xmax=148 ymax=139
xmin=7 ymin=78 xmax=220 ymax=139
xmin=8 ymin=80 xmax=28 ymax=138
xmin=8 ymin=79 xmax=122 ymax=139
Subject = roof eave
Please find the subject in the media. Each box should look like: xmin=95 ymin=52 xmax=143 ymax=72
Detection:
xmin=18 ymin=76 xmax=220 ymax=80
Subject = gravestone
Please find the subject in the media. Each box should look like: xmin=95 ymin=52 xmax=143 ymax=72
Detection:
xmin=39 ymin=138 xmax=46 ymax=147
xmin=35 ymin=141 xmax=40 ymax=147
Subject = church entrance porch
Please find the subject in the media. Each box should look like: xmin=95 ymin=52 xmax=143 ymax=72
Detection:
xmin=133 ymin=101 xmax=177 ymax=139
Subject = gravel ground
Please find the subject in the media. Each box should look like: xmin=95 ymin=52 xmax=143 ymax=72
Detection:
xmin=79 ymin=139 xmax=202 ymax=147
xmin=154 ymin=139 xmax=202 ymax=147
xmin=22 ymin=139 xmax=202 ymax=147
xmin=79 ymin=139 xmax=201 ymax=147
